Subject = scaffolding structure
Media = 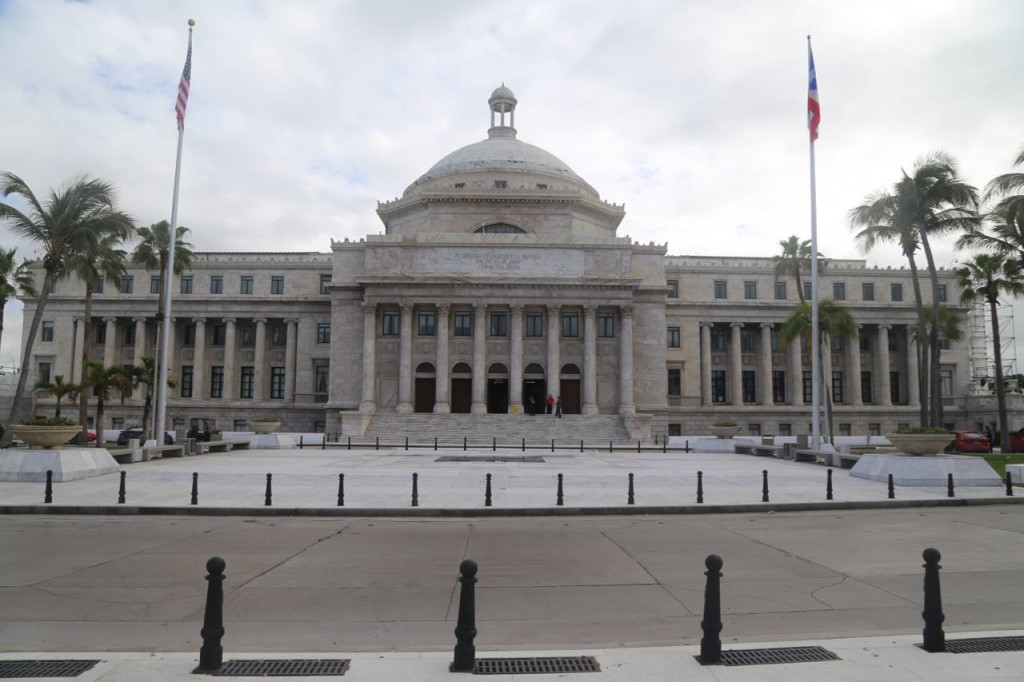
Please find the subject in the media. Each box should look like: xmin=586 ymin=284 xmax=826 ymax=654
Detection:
xmin=967 ymin=301 xmax=1018 ymax=394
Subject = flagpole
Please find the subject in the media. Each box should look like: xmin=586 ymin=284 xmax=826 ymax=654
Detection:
xmin=807 ymin=35 xmax=821 ymax=451
xmin=155 ymin=19 xmax=194 ymax=444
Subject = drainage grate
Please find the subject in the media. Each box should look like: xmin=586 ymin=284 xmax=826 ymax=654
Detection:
xmin=436 ymin=456 xmax=546 ymax=463
xmin=712 ymin=646 xmax=840 ymax=666
xmin=944 ymin=636 xmax=1024 ymax=654
xmin=473 ymin=656 xmax=600 ymax=674
xmin=208 ymin=659 xmax=350 ymax=676
xmin=0 ymin=660 xmax=100 ymax=678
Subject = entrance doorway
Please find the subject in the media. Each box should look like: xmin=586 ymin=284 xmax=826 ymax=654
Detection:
xmin=522 ymin=363 xmax=546 ymax=415
xmin=487 ymin=363 xmax=509 ymax=413
xmin=451 ymin=362 xmax=472 ymax=413
xmin=560 ymin=363 xmax=581 ymax=414
xmin=414 ymin=362 xmax=435 ymax=413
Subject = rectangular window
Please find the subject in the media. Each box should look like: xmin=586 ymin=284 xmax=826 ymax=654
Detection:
xmin=711 ymin=328 xmax=727 ymax=352
xmin=803 ymin=281 xmax=812 ymax=302
xmin=183 ymin=324 xmax=196 ymax=347
xmin=234 ymin=420 xmax=248 ymax=431
xmin=941 ymin=369 xmax=954 ymax=397
xmin=453 ymin=311 xmax=471 ymax=336
xmin=270 ymin=367 xmax=285 ymax=399
xmin=240 ymin=276 xmax=253 ymax=295
xmin=839 ymin=423 xmax=852 ymax=437
xmin=711 ymin=370 xmax=726 ymax=403
xmin=744 ymin=281 xmax=757 ymax=299
xmin=803 ymin=370 xmax=813 ymax=403
xmin=890 ymin=283 xmax=903 ymax=301
xmin=271 ymin=275 xmax=284 ymax=295
xmin=37 ymin=361 xmax=51 ymax=385
xmin=210 ymin=276 xmax=223 ymax=294
xmin=772 ymin=370 xmax=786 ymax=403
xmin=868 ymin=423 xmax=881 ymax=436
xmin=264 ymin=324 xmax=282 ymax=346
xmin=525 ymin=312 xmax=543 ymax=337
xmin=180 ymin=275 xmax=193 ymax=294
xmin=667 ymin=326 xmax=681 ymax=348
xmin=490 ymin=312 xmax=507 ymax=337
xmin=833 ymin=282 xmax=846 ymax=300
xmin=890 ymin=371 xmax=901 ymax=403
xmin=95 ymin=324 xmax=106 ymax=345
xmin=212 ymin=324 xmax=226 ymax=346
xmin=774 ymin=281 xmax=787 ymax=300
xmin=861 ymin=371 xmax=873 ymax=403
xmin=860 ymin=334 xmax=870 ymax=352
xmin=317 ymin=322 xmax=331 ymax=344
xmin=210 ymin=366 xmax=224 ymax=398
xmin=597 ymin=314 xmax=614 ymax=338
xmin=561 ymin=312 xmax=579 ymax=338
xmin=112 ymin=417 xmax=124 ymax=430
xmin=938 ymin=284 xmax=947 ymax=302
xmin=779 ymin=423 xmax=792 ymax=437
xmin=319 ymin=274 xmax=331 ymax=295
xmin=172 ymin=417 xmax=185 ymax=430
xmin=240 ymin=324 xmax=256 ymax=347
xmin=832 ymin=370 xmax=844 ymax=403
xmin=713 ymin=280 xmax=727 ymax=299
xmin=418 ymin=311 xmax=436 ymax=337
xmin=150 ymin=275 xmax=161 ymax=294
xmin=180 ymin=366 xmax=193 ymax=398
xmin=383 ymin=310 xmax=400 ymax=336
xmin=93 ymin=278 xmax=104 ymax=294
xmin=124 ymin=324 xmax=136 ymax=346
xmin=667 ymin=279 xmax=679 ymax=298
xmin=667 ymin=368 xmax=682 ymax=396
xmin=741 ymin=329 xmax=756 ymax=353
xmin=668 ymin=424 xmax=682 ymax=437
xmin=749 ymin=423 xmax=761 ymax=437
xmin=770 ymin=328 xmax=781 ymax=352
xmin=862 ymin=282 xmax=874 ymax=301
xmin=41 ymin=321 xmax=54 ymax=342
xmin=494 ymin=180 xmax=507 ymax=189
xmin=121 ymin=276 xmax=133 ymax=294
xmin=831 ymin=336 xmax=844 ymax=351
xmin=742 ymin=370 xmax=756 ymax=403
xmin=240 ymin=366 xmax=254 ymax=399
xmin=938 ymin=337 xmax=951 ymax=350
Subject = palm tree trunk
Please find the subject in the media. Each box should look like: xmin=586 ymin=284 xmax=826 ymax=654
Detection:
xmin=95 ymin=395 xmax=105 ymax=448
xmin=0 ymin=297 xmax=7 ymax=356
xmin=78 ymin=285 xmax=93 ymax=446
xmin=905 ymin=253 xmax=930 ymax=425
xmin=918 ymin=232 xmax=944 ymax=426
xmin=795 ymin=270 xmax=805 ymax=304
xmin=990 ymin=297 xmax=1010 ymax=452
xmin=1 ymin=270 xmax=55 ymax=446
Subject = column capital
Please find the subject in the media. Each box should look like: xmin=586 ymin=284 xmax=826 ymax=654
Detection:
xmin=583 ymin=303 xmax=598 ymax=316
xmin=473 ymin=303 xmax=488 ymax=318
xmin=399 ymin=300 xmax=414 ymax=313
xmin=436 ymin=302 xmax=450 ymax=314
xmin=104 ymin=316 xmax=118 ymax=323
xmin=285 ymin=317 xmax=299 ymax=325
xmin=223 ymin=317 xmax=237 ymax=324
xmin=546 ymin=304 xmax=561 ymax=317
xmin=700 ymin=321 xmax=714 ymax=329
xmin=619 ymin=304 xmax=633 ymax=318
xmin=253 ymin=317 xmax=267 ymax=325
xmin=362 ymin=300 xmax=378 ymax=314
xmin=730 ymin=321 xmax=744 ymax=329
xmin=878 ymin=324 xmax=892 ymax=331
xmin=133 ymin=317 xmax=147 ymax=324
xmin=192 ymin=317 xmax=206 ymax=325
xmin=760 ymin=322 xmax=773 ymax=330
xmin=510 ymin=302 xmax=525 ymax=314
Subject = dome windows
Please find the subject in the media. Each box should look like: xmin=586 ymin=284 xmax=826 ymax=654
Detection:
xmin=475 ymin=223 xmax=526 ymax=234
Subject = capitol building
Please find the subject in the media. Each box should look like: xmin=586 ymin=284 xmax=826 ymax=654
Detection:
xmin=23 ymin=86 xmax=972 ymax=442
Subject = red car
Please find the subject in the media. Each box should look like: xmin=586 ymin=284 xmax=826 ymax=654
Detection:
xmin=944 ymin=430 xmax=991 ymax=454
xmin=1008 ymin=429 xmax=1024 ymax=453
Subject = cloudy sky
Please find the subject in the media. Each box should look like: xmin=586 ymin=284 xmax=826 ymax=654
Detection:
xmin=1 ymin=0 xmax=1023 ymax=369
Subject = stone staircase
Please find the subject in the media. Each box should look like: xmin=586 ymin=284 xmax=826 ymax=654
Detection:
xmin=361 ymin=413 xmax=632 ymax=446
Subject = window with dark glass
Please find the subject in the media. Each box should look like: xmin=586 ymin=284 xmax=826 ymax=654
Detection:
xmin=271 ymin=276 xmax=284 ymax=295
xmin=453 ymin=311 xmax=471 ymax=336
xmin=711 ymin=370 xmax=726 ymax=403
xmin=240 ymin=324 xmax=256 ymax=347
xmin=772 ymin=370 xmax=786 ymax=403
xmin=833 ymin=282 xmax=846 ymax=300
xmin=93 ymin=278 xmax=104 ymax=294
xmin=180 ymin=275 xmax=193 ymax=294
xmin=711 ymin=327 xmax=727 ymax=351
xmin=774 ymin=281 xmax=787 ymax=300
xmin=271 ymin=324 xmax=287 ymax=346
xmin=862 ymin=282 xmax=874 ymax=301
xmin=150 ymin=275 xmax=160 ymax=294
xmin=183 ymin=323 xmax=196 ymax=347
xmin=860 ymin=334 xmax=870 ymax=351
xmin=741 ymin=329 xmax=756 ymax=352
xmin=180 ymin=365 xmax=193 ymax=398
xmin=742 ymin=370 xmax=756 ymax=402
xmin=832 ymin=370 xmax=844 ymax=403
xmin=803 ymin=281 xmax=812 ymax=301
xmin=525 ymin=312 xmax=543 ymax=337
xmin=240 ymin=276 xmax=253 ymax=295
xmin=41 ymin=321 xmax=54 ymax=342
xmin=861 ymin=371 xmax=873 ymax=403
xmin=212 ymin=324 xmax=226 ymax=346
xmin=37 ymin=361 xmax=51 ymax=384
xmin=770 ymin=328 xmax=781 ymax=351
xmin=667 ymin=368 xmax=682 ymax=396
xmin=941 ymin=369 xmax=953 ymax=397
xmin=124 ymin=324 xmax=135 ymax=346
xmin=561 ymin=312 xmax=579 ymax=338
xmin=95 ymin=324 xmax=106 ymax=345
xmin=598 ymin=314 xmax=614 ymax=337
xmin=779 ymin=423 xmax=792 ymax=436
xmin=317 ymin=322 xmax=331 ymax=343
xmin=890 ymin=371 xmax=902 ymax=403
xmin=240 ymin=366 xmax=254 ymax=399
xmin=210 ymin=276 xmax=223 ymax=294
xmin=319 ymin=274 xmax=331 ymax=295
xmin=938 ymin=284 xmax=947 ymax=302
xmin=121 ymin=276 xmax=133 ymax=294
xmin=382 ymin=310 xmax=400 ymax=336
xmin=210 ymin=366 xmax=224 ymax=398
xmin=418 ymin=311 xmax=436 ymax=336
xmin=831 ymin=336 xmax=844 ymax=351
xmin=667 ymin=326 xmax=680 ymax=348
xmin=803 ymin=370 xmax=813 ymax=403
xmin=270 ymin=367 xmax=285 ymax=399
xmin=744 ymin=281 xmax=757 ymax=299
xmin=490 ymin=312 xmax=507 ymax=337
xmin=667 ymin=279 xmax=679 ymax=298
xmin=890 ymin=283 xmax=902 ymax=301
xmin=713 ymin=280 xmax=727 ymax=299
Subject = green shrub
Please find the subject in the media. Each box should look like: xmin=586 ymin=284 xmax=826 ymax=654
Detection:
xmin=894 ymin=426 xmax=949 ymax=434
xmin=23 ymin=417 xmax=76 ymax=426
xmin=712 ymin=420 xmax=738 ymax=427
xmin=252 ymin=417 xmax=280 ymax=422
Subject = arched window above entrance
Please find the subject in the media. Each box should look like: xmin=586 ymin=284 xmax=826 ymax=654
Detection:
xmin=416 ymin=362 xmax=435 ymax=374
xmin=452 ymin=362 xmax=472 ymax=376
xmin=561 ymin=363 xmax=581 ymax=375
xmin=524 ymin=363 xmax=545 ymax=375
xmin=488 ymin=363 xmax=508 ymax=375
xmin=475 ymin=222 xmax=526 ymax=234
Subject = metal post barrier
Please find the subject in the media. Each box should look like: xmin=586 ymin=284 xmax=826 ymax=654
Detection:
xmin=348 ymin=436 xmax=352 ymax=451
xmin=921 ymin=547 xmax=945 ymax=652
xmin=375 ymin=436 xmax=379 ymax=451
xmin=522 ymin=437 xmax=525 ymax=452
xmin=118 ymin=471 xmax=126 ymax=504
xmin=698 ymin=554 xmax=723 ymax=664
xmin=299 ymin=436 xmax=304 ymax=449
xmin=412 ymin=472 xmax=419 ymax=507
xmin=888 ymin=473 xmax=895 ymax=499
xmin=551 ymin=438 xmax=554 ymax=453
xmin=405 ymin=437 xmax=409 ymax=451
xmin=493 ymin=437 xmax=496 ymax=452
xmin=663 ymin=437 xmax=667 ymax=453
xmin=826 ymin=468 xmax=833 ymax=501
xmin=1007 ymin=471 xmax=1015 ymax=496
xmin=191 ymin=472 xmax=199 ymax=505
xmin=485 ymin=473 xmax=492 ymax=507
xmin=580 ymin=439 xmax=583 ymax=453
xmin=464 ymin=436 xmax=467 ymax=451
xmin=627 ymin=473 xmax=635 ymax=505
xmin=609 ymin=440 xmax=612 ymax=453
xmin=761 ymin=469 xmax=769 ymax=503
xmin=44 ymin=470 xmax=53 ymax=504
xmin=434 ymin=437 xmax=438 ymax=451
xmin=697 ymin=470 xmax=704 ymax=504
xmin=197 ymin=556 xmax=226 ymax=672
xmin=337 ymin=473 xmax=345 ymax=507
xmin=451 ymin=559 xmax=478 ymax=672
xmin=947 ymin=473 xmax=955 ymax=498
xmin=264 ymin=473 xmax=273 ymax=506
xmin=637 ymin=440 xmax=641 ymax=453
xmin=322 ymin=435 xmax=326 ymax=450
xmin=556 ymin=473 xmax=564 ymax=506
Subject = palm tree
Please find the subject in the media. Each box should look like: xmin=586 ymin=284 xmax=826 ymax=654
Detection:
xmin=984 ymin=145 xmax=1024 ymax=216
xmin=131 ymin=219 xmax=193 ymax=325
xmin=32 ymin=374 xmax=80 ymax=419
xmin=82 ymin=361 xmax=133 ymax=448
xmin=956 ymin=203 xmax=1024 ymax=263
xmin=121 ymin=357 xmax=176 ymax=438
xmin=0 ymin=246 xmax=37 ymax=353
xmin=956 ymin=253 xmax=1024 ymax=452
xmin=0 ymin=172 xmax=134 ymax=442
xmin=780 ymin=299 xmax=856 ymax=445
xmin=773 ymin=236 xmax=825 ymax=304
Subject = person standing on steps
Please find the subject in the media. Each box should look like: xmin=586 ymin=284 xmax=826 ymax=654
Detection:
xmin=546 ymin=394 xmax=554 ymax=414
xmin=527 ymin=395 xmax=537 ymax=416
xmin=555 ymin=395 xmax=562 ymax=418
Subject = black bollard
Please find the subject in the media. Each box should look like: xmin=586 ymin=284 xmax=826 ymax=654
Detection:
xmin=522 ymin=437 xmax=525 ymax=452
xmin=1007 ymin=471 xmax=1015 ymax=497
xmin=609 ymin=440 xmax=613 ymax=453
xmin=947 ymin=473 xmax=955 ymax=498
xmin=663 ymin=437 xmax=667 ymax=453
xmin=888 ymin=473 xmax=895 ymax=499
xmin=191 ymin=472 xmax=199 ymax=505
xmin=197 ymin=556 xmax=226 ymax=672
xmin=551 ymin=438 xmax=554 ymax=453
xmin=44 ymin=469 xmax=53 ymax=504
xmin=697 ymin=470 xmax=704 ymax=504
xmin=412 ymin=472 xmax=419 ymax=507
xmin=264 ymin=473 xmax=273 ymax=506
xmin=434 ymin=436 xmax=437 ymax=451
xmin=826 ymin=468 xmax=833 ymax=501
xmin=580 ymin=439 xmax=583 ymax=453
xmin=451 ymin=559 xmax=478 ymax=672
xmin=493 ymin=437 xmax=496 ymax=452
xmin=375 ymin=436 xmax=379 ymax=451
xmin=337 ymin=473 xmax=345 ymax=507
xmin=464 ymin=436 xmax=467 ymax=451
xmin=118 ymin=471 xmax=126 ymax=504
xmin=556 ymin=473 xmax=564 ymax=506
xmin=485 ymin=473 xmax=492 ymax=507
xmin=348 ymin=436 xmax=352 ymax=451
xmin=322 ymin=435 xmax=326 ymax=450
xmin=405 ymin=436 xmax=409 ymax=451
xmin=637 ymin=440 xmax=641 ymax=453
xmin=299 ymin=435 xmax=304 ymax=449
xmin=698 ymin=554 xmax=724 ymax=664
xmin=627 ymin=473 xmax=635 ymax=505
xmin=921 ymin=547 xmax=945 ymax=652
xmin=761 ymin=469 xmax=769 ymax=503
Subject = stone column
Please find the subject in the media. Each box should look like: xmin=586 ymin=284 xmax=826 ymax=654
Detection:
xmin=71 ymin=317 xmax=84 ymax=380
xmin=700 ymin=322 xmax=712 ymax=406
xmin=789 ymin=335 xmax=803 ymax=406
xmin=877 ymin=325 xmax=892 ymax=406
xmin=133 ymin=318 xmax=147 ymax=366
xmin=360 ymin=302 xmax=377 ymax=413
xmin=907 ymin=327 xmax=920 ymax=407
xmin=285 ymin=318 xmax=298 ymax=401
xmin=471 ymin=304 xmax=487 ymax=414
xmin=822 ymin=334 xmax=833 ymax=403
xmin=730 ymin=322 xmax=743 ymax=406
xmin=546 ymin=305 xmax=561 ymax=403
xmin=619 ymin=305 xmax=635 ymax=415
xmin=193 ymin=318 xmax=206 ymax=399
xmin=223 ymin=318 xmax=237 ymax=401
xmin=848 ymin=326 xmax=863 ymax=406
xmin=582 ymin=304 xmax=598 ymax=415
xmin=509 ymin=304 xmax=524 ymax=413
xmin=103 ymin=317 xmax=117 ymax=367
xmin=760 ymin=323 xmax=773 ymax=406
xmin=397 ymin=301 xmax=414 ymax=414
xmin=433 ymin=304 xmax=450 ymax=414
xmin=253 ymin=318 xmax=267 ymax=401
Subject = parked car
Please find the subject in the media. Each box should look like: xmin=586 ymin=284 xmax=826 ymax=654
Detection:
xmin=943 ymin=430 xmax=991 ymax=454
xmin=1008 ymin=429 xmax=1024 ymax=453
xmin=65 ymin=431 xmax=97 ymax=445
xmin=187 ymin=418 xmax=221 ymax=443
xmin=116 ymin=428 xmax=173 ymax=446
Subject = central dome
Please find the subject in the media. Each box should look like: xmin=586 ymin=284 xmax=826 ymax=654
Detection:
xmin=403 ymin=85 xmax=598 ymax=199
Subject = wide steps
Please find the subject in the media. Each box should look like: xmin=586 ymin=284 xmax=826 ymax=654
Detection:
xmin=363 ymin=414 xmax=630 ymax=444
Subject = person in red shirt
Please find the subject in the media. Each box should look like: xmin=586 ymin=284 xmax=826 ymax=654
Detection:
xmin=546 ymin=394 xmax=554 ymax=415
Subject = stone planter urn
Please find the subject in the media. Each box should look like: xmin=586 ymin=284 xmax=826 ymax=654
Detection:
xmin=710 ymin=424 xmax=740 ymax=439
xmin=10 ymin=425 xmax=81 ymax=449
xmin=251 ymin=420 xmax=281 ymax=435
xmin=885 ymin=433 xmax=953 ymax=456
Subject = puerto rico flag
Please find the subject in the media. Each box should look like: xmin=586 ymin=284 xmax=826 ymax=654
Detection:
xmin=807 ymin=42 xmax=820 ymax=142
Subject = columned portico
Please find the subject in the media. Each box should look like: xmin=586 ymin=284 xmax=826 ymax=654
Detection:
xmin=360 ymin=302 xmax=377 ymax=413
xmin=546 ymin=305 xmax=560 ymax=405
xmin=759 ymin=323 xmax=773 ymax=406
xmin=509 ymin=304 xmax=524 ymax=413
xmin=730 ymin=322 xmax=743 ymax=406
xmin=582 ymin=304 xmax=598 ymax=415
xmin=619 ymin=305 xmax=635 ymax=415
xmin=397 ymin=301 xmax=414 ymax=414
xmin=433 ymin=304 xmax=451 ymax=414
xmin=471 ymin=304 xmax=487 ymax=414
xmin=700 ymin=322 xmax=712 ymax=407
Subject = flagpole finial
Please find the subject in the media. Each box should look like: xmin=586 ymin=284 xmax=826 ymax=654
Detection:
xmin=188 ymin=18 xmax=196 ymax=27
xmin=807 ymin=34 xmax=811 ymax=40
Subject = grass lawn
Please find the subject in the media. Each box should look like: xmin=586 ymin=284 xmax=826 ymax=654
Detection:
xmin=976 ymin=453 xmax=1024 ymax=481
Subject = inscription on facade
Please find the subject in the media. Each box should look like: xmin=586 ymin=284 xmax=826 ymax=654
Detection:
xmin=414 ymin=249 xmax=585 ymax=276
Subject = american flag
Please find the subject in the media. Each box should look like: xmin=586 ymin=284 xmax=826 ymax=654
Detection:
xmin=807 ymin=42 xmax=820 ymax=142
xmin=175 ymin=29 xmax=193 ymax=130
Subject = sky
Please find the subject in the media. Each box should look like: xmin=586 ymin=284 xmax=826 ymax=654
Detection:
xmin=1 ymin=0 xmax=1023 ymax=372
